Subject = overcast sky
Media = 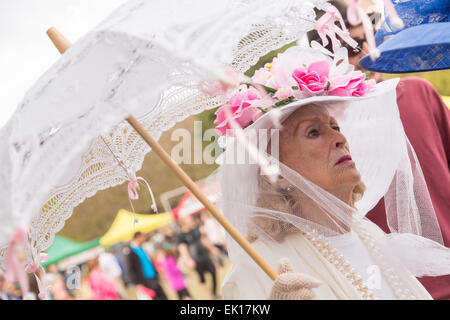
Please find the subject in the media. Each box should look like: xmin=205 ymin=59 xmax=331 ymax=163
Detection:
xmin=0 ymin=0 xmax=126 ymax=128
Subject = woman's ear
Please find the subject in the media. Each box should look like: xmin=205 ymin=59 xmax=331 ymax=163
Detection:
xmin=276 ymin=175 xmax=292 ymax=190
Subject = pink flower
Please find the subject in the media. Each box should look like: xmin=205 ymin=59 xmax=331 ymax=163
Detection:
xmin=274 ymin=87 xmax=294 ymax=100
xmin=292 ymin=60 xmax=330 ymax=94
xmin=214 ymin=86 xmax=262 ymax=136
xmin=252 ymin=61 xmax=279 ymax=89
xmin=252 ymin=66 xmax=271 ymax=85
xmin=328 ymin=71 xmax=376 ymax=97
xmin=353 ymin=78 xmax=376 ymax=96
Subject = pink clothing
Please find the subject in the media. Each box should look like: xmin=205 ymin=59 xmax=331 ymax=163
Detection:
xmin=367 ymin=77 xmax=450 ymax=300
xmin=160 ymin=256 xmax=186 ymax=292
xmin=88 ymin=269 xmax=120 ymax=300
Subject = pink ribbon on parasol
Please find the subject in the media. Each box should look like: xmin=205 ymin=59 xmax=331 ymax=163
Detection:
xmin=347 ymin=0 xmax=403 ymax=61
xmin=383 ymin=0 xmax=404 ymax=29
xmin=127 ymin=175 xmax=158 ymax=215
xmin=314 ymin=5 xmax=358 ymax=53
xmin=347 ymin=0 xmax=380 ymax=60
xmin=4 ymin=227 xmax=30 ymax=297
xmin=25 ymin=252 xmax=49 ymax=300
xmin=5 ymin=227 xmax=49 ymax=299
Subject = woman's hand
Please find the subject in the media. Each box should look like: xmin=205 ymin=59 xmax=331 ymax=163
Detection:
xmin=268 ymin=258 xmax=321 ymax=300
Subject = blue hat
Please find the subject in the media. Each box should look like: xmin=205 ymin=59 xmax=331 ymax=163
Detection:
xmin=359 ymin=0 xmax=450 ymax=73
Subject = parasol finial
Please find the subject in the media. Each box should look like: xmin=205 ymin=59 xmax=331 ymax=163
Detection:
xmin=46 ymin=27 xmax=71 ymax=54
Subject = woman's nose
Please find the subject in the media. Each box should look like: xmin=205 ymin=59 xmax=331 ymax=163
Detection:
xmin=335 ymin=140 xmax=345 ymax=148
xmin=333 ymin=131 xmax=347 ymax=149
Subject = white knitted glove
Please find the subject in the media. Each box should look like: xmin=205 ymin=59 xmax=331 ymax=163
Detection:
xmin=268 ymin=258 xmax=322 ymax=300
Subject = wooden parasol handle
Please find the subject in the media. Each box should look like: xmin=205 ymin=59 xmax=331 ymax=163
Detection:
xmin=46 ymin=27 xmax=278 ymax=281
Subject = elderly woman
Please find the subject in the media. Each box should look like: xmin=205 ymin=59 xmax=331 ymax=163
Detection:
xmin=215 ymin=46 xmax=450 ymax=300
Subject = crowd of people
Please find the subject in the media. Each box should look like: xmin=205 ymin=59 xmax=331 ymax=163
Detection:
xmin=0 ymin=211 xmax=229 ymax=300
xmin=1 ymin=0 xmax=448 ymax=301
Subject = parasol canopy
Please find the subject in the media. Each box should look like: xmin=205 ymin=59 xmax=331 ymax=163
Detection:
xmin=0 ymin=0 xmax=322 ymax=264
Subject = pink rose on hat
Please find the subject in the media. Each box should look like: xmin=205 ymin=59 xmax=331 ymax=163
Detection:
xmin=214 ymin=85 xmax=263 ymax=136
xmin=292 ymin=60 xmax=330 ymax=94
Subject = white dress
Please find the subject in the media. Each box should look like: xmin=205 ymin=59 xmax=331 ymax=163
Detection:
xmin=221 ymin=219 xmax=432 ymax=300
xmin=327 ymin=231 xmax=396 ymax=299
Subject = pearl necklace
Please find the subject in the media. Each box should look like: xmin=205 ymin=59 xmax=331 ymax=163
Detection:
xmin=303 ymin=223 xmax=418 ymax=300
xmin=303 ymin=228 xmax=376 ymax=300
xmin=352 ymin=221 xmax=417 ymax=300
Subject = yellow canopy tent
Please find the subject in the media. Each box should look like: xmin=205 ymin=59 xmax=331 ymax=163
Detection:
xmin=100 ymin=209 xmax=174 ymax=247
xmin=442 ymin=96 xmax=450 ymax=109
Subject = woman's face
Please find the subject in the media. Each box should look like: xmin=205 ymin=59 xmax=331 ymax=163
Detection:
xmin=279 ymin=104 xmax=361 ymax=199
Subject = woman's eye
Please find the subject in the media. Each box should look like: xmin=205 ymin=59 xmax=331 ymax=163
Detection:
xmin=332 ymin=125 xmax=340 ymax=132
xmin=307 ymin=129 xmax=319 ymax=138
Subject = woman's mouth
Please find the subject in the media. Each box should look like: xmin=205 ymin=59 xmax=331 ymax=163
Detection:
xmin=335 ymin=155 xmax=353 ymax=166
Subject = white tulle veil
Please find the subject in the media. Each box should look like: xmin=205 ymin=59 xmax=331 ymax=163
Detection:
xmin=214 ymin=61 xmax=450 ymax=299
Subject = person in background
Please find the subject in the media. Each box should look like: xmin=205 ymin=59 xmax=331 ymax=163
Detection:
xmin=77 ymin=265 xmax=96 ymax=300
xmin=0 ymin=271 xmax=8 ymax=300
xmin=0 ymin=272 xmax=21 ymax=300
xmin=99 ymin=249 xmax=128 ymax=299
xmin=110 ymin=242 xmax=133 ymax=287
xmin=308 ymin=0 xmax=450 ymax=300
xmin=99 ymin=250 xmax=122 ymax=279
xmin=141 ymin=231 xmax=158 ymax=258
xmin=156 ymin=243 xmax=192 ymax=300
xmin=47 ymin=264 xmax=72 ymax=300
xmin=161 ymin=225 xmax=179 ymax=246
xmin=126 ymin=232 xmax=168 ymax=300
xmin=43 ymin=264 xmax=59 ymax=300
xmin=24 ymin=273 xmax=41 ymax=300
xmin=2 ymin=282 xmax=22 ymax=300
xmin=177 ymin=215 xmax=221 ymax=299
xmin=87 ymin=256 xmax=120 ymax=300
xmin=200 ymin=211 xmax=228 ymax=263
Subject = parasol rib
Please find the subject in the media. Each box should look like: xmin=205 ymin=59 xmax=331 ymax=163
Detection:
xmin=46 ymin=27 xmax=278 ymax=281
